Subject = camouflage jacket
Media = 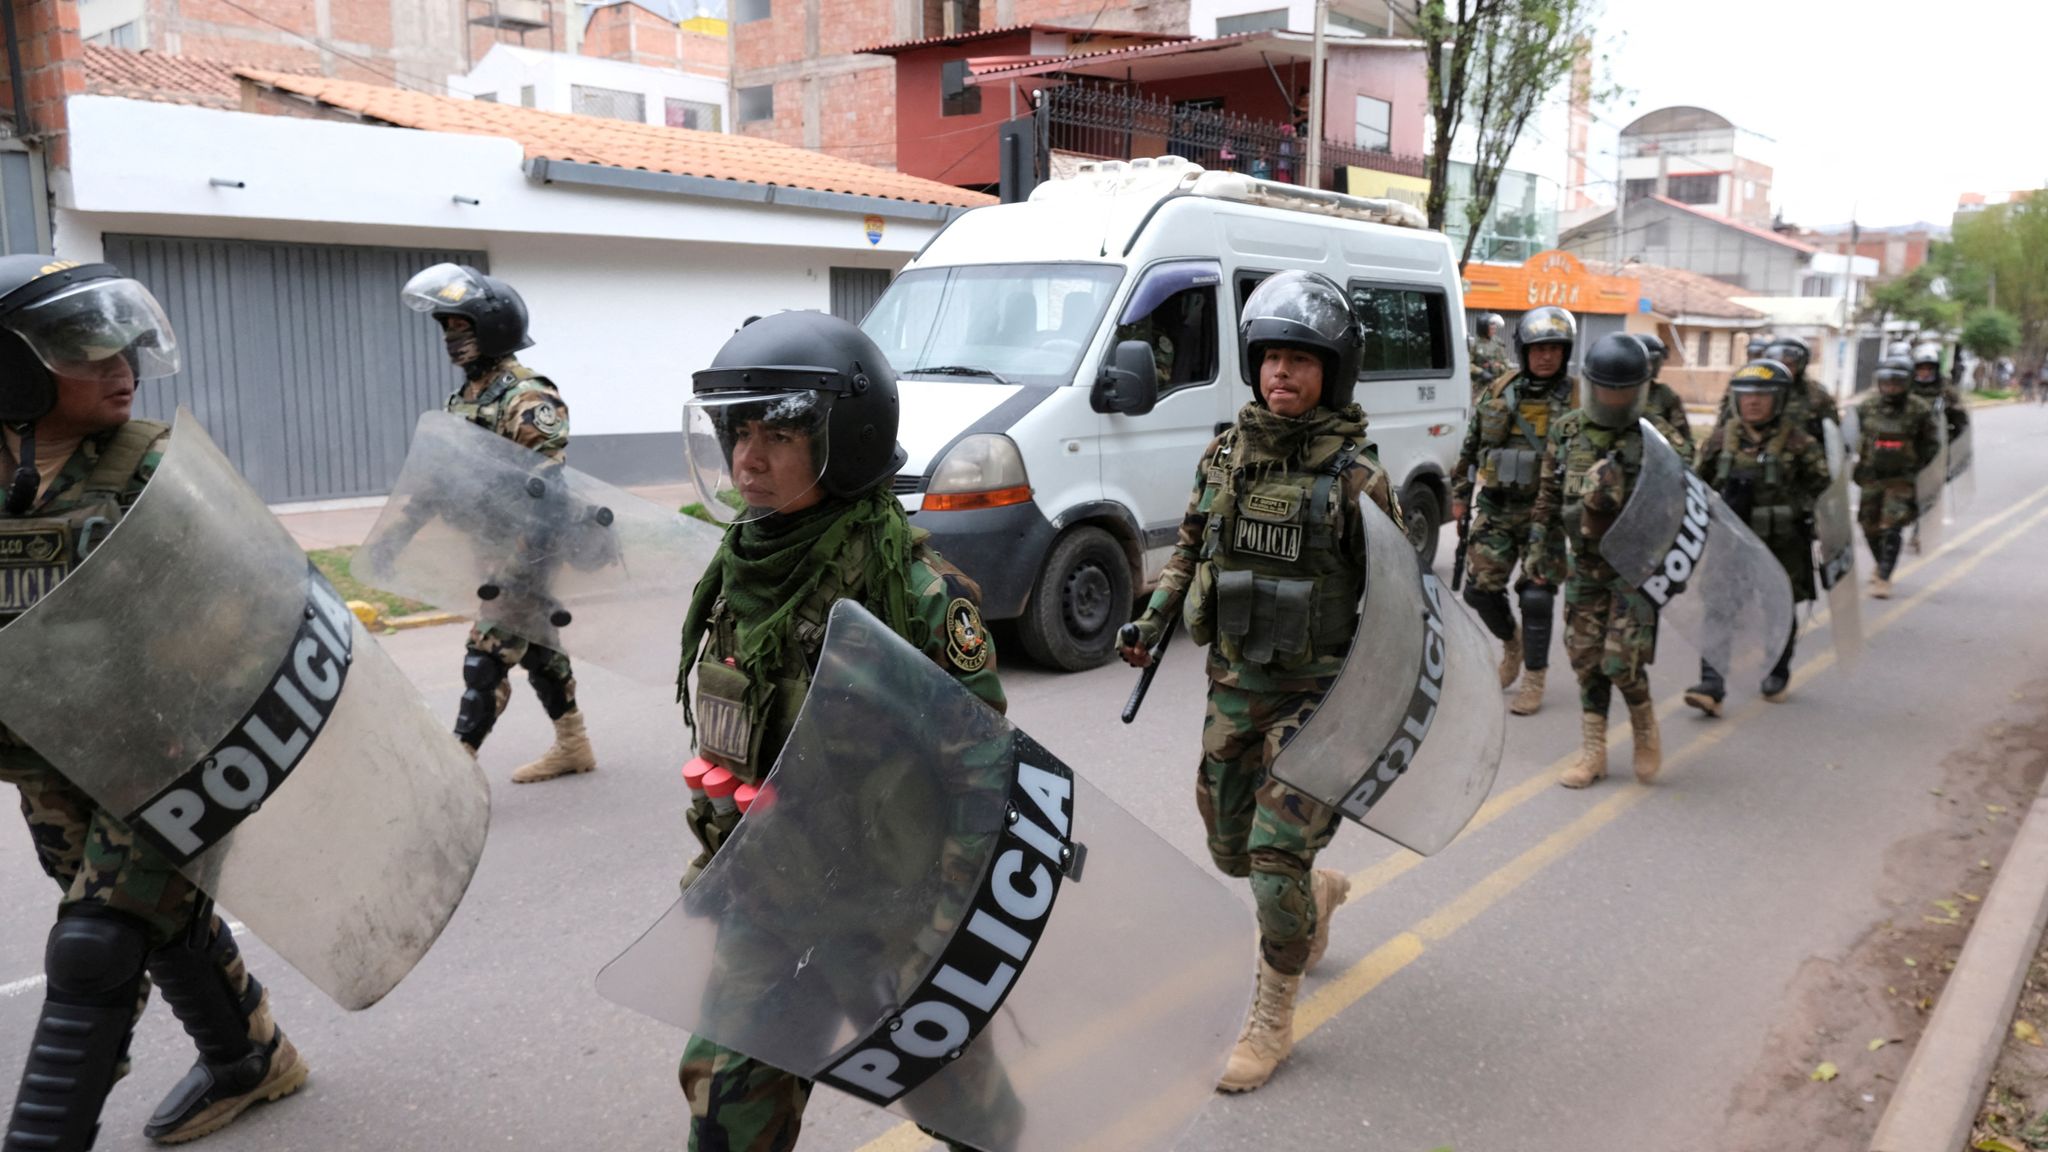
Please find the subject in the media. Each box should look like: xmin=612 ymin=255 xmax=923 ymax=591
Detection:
xmin=1851 ymin=393 xmax=1941 ymax=487
xmin=1647 ymin=379 xmax=1692 ymax=449
xmin=1695 ymin=414 xmax=1830 ymax=544
xmin=1531 ymin=408 xmax=1688 ymax=584
xmin=447 ymin=355 xmax=570 ymax=463
xmin=0 ymin=420 xmax=167 ymax=625
xmin=1468 ymin=338 xmax=1512 ymax=396
xmin=1454 ymin=371 xmax=1575 ymax=507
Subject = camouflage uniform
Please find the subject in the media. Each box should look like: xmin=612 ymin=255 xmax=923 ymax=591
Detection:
xmin=1135 ymin=407 xmax=1402 ymax=977
xmin=1532 ymin=409 xmax=1689 ymax=714
xmin=1468 ymin=336 xmax=1512 ymax=397
xmin=1852 ymin=389 xmax=1941 ymax=549
xmin=1719 ymin=373 xmax=1837 ymax=439
xmin=1694 ymin=412 xmax=1830 ymax=603
xmin=1646 ymin=378 xmax=1693 ymax=451
xmin=679 ymin=517 xmax=1004 ymax=1152
xmin=447 ymin=357 xmax=580 ymax=742
xmin=1451 ymin=371 xmax=1573 ymax=675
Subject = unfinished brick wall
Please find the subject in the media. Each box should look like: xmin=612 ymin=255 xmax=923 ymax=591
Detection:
xmin=1 ymin=0 xmax=86 ymax=169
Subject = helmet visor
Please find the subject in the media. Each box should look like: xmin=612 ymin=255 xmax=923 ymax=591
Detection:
xmin=684 ymin=390 xmax=833 ymax=524
xmin=1583 ymin=380 xmax=1647 ymax=430
xmin=401 ymin=263 xmax=491 ymax=314
xmin=1239 ymin=272 xmax=1354 ymax=349
xmin=5 ymin=278 xmax=181 ymax=381
xmin=1729 ymin=382 xmax=1782 ymax=423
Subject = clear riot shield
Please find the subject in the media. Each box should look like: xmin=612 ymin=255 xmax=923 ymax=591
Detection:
xmin=1599 ymin=420 xmax=1796 ymax=684
xmin=354 ymin=411 xmax=722 ymax=685
xmin=1268 ymin=494 xmax=1503 ymax=855
xmin=1813 ymin=419 xmax=1864 ymax=667
xmin=1915 ymin=401 xmax=1949 ymax=550
xmin=0 ymin=411 xmax=488 ymax=1010
xmin=598 ymin=601 xmax=1252 ymax=1152
xmin=1946 ymin=419 xmax=1975 ymax=519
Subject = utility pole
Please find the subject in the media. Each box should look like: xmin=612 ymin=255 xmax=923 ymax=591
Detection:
xmin=1306 ymin=0 xmax=1328 ymax=189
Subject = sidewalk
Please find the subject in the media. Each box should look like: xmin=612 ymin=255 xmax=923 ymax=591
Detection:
xmin=275 ymin=482 xmax=694 ymax=552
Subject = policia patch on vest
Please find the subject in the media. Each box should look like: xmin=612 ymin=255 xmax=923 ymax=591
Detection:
xmin=945 ymin=597 xmax=989 ymax=672
xmin=0 ymin=525 xmax=71 ymax=615
xmin=127 ymin=562 xmax=356 ymax=865
xmin=819 ymin=733 xmax=1078 ymax=1107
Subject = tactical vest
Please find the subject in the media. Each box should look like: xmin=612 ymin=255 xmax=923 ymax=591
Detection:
xmin=1558 ymin=419 xmax=1644 ymax=546
xmin=1713 ymin=419 xmax=1800 ymax=543
xmin=1183 ymin=430 xmax=1365 ymax=670
xmin=0 ymin=419 xmax=168 ymax=625
xmin=1475 ymin=376 xmax=1568 ymax=494
xmin=446 ymin=363 xmax=541 ymax=435
xmin=1859 ymin=400 xmax=1924 ymax=481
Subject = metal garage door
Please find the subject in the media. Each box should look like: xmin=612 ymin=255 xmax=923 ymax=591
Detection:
xmin=103 ymin=235 xmax=488 ymax=503
xmin=829 ymin=266 xmax=891 ymax=323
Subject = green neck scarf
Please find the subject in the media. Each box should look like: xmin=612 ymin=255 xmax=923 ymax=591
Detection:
xmin=1233 ymin=401 xmax=1367 ymax=468
xmin=677 ymin=486 xmax=918 ymax=732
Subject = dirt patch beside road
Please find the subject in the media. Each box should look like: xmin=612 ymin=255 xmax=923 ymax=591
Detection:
xmin=1716 ymin=683 xmax=2048 ymax=1152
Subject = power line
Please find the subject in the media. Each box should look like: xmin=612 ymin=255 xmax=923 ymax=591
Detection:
xmin=210 ymin=0 xmax=447 ymax=93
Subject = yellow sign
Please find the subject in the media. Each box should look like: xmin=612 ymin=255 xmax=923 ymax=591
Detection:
xmin=1340 ymin=168 xmax=1430 ymax=211
xmin=1462 ymin=249 xmax=1640 ymax=316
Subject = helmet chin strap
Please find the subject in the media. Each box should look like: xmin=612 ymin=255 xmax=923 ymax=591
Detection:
xmin=6 ymin=420 xmax=38 ymax=515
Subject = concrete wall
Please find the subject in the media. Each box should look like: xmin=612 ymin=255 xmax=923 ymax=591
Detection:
xmin=451 ymin=44 xmax=728 ymax=128
xmin=1561 ymin=199 xmax=1804 ymax=296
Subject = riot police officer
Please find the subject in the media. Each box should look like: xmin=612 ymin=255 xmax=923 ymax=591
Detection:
xmin=1756 ymin=336 xmax=1839 ymax=437
xmin=1452 ymin=306 xmax=1577 ymax=717
xmin=675 ymin=311 xmax=1005 ymax=1149
xmin=1531 ymin=333 xmax=1688 ymax=788
xmin=0 ymin=257 xmax=306 ymax=1149
xmin=399 ymin=264 xmax=596 ymax=783
xmin=1635 ymin=332 xmax=1694 ymax=452
xmin=1120 ymin=270 xmax=1404 ymax=1092
xmin=1469 ymin=310 xmax=1511 ymax=395
xmin=1910 ymin=341 xmax=1969 ymax=444
xmin=1684 ymin=360 xmax=1830 ymax=713
xmin=1854 ymin=356 xmax=1942 ymax=598
xmin=1746 ymin=334 xmax=1770 ymax=362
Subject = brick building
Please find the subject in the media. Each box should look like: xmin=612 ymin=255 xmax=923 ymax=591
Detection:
xmin=1797 ymin=222 xmax=1942 ymax=279
xmin=579 ymin=0 xmax=725 ymax=75
xmin=729 ymin=0 xmax=1191 ymax=167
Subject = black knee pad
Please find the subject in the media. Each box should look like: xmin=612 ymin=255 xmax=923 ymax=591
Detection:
xmin=519 ymin=646 xmax=576 ymax=720
xmin=45 ymin=905 xmax=151 ymax=1006
xmin=148 ymin=911 xmax=263 ymax=1065
xmin=1583 ymin=678 xmax=1612 ymax=715
xmin=1462 ymin=585 xmax=1517 ymax=642
xmin=1517 ymin=583 xmax=1555 ymax=670
xmin=455 ymin=651 xmax=511 ymax=743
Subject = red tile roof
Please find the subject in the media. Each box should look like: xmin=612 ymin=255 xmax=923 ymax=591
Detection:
xmin=1648 ymin=195 xmax=1817 ymax=254
xmin=1584 ymin=259 xmax=1766 ymax=321
xmin=83 ymin=46 xmax=302 ymax=109
xmin=237 ymin=70 xmax=994 ymax=209
xmin=857 ymin=23 xmax=1182 ymax=56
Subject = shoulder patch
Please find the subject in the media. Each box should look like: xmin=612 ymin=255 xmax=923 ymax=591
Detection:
xmin=943 ymin=596 xmax=990 ymax=673
xmin=527 ymin=401 xmax=565 ymax=435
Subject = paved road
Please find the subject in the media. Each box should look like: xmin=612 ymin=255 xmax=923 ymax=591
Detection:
xmin=4 ymin=404 xmax=2045 ymax=1152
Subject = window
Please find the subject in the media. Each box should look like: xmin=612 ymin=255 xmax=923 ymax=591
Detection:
xmin=861 ymin=263 xmax=1126 ymax=389
xmin=1698 ymin=330 xmax=1712 ymax=366
xmin=1354 ymin=95 xmax=1390 ymax=151
xmin=1113 ymin=262 xmax=1221 ymax=395
xmin=571 ymin=84 xmax=646 ymax=122
xmin=519 ymin=85 xmax=536 ymax=107
xmin=921 ymin=0 xmax=980 ymax=36
xmin=1329 ymin=10 xmax=1379 ymax=34
xmin=666 ymin=98 xmax=722 ymax=131
xmin=1349 ymin=282 xmax=1451 ymax=376
xmin=1218 ymin=8 xmax=1289 ymax=35
xmin=473 ymin=91 xmax=498 ymax=103
xmin=1624 ymin=177 xmax=1657 ymax=202
xmin=941 ymin=60 xmax=981 ymax=117
xmin=734 ymin=0 xmax=770 ymax=22
xmin=1667 ymin=173 xmax=1719 ymax=205
xmin=89 ymin=19 xmax=143 ymax=49
xmin=737 ymin=84 xmax=774 ymax=124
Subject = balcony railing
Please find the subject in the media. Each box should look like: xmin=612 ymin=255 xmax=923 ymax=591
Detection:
xmin=1034 ymin=83 xmax=1426 ymax=192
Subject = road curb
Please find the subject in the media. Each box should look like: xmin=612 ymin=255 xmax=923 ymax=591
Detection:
xmin=1869 ymin=785 xmax=2048 ymax=1151
xmin=384 ymin=611 xmax=466 ymax=631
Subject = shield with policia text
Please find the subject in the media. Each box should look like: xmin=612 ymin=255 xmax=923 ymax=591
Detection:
xmin=1914 ymin=401 xmax=1950 ymax=551
xmin=1599 ymin=420 xmax=1795 ymax=684
xmin=354 ymin=410 xmax=723 ymax=686
xmin=1268 ymin=493 xmax=1504 ymax=855
xmin=0 ymin=411 xmax=489 ymax=1010
xmin=1945 ymin=417 xmax=1974 ymax=520
xmin=598 ymin=600 xmax=1254 ymax=1152
xmin=1812 ymin=418 xmax=1864 ymax=667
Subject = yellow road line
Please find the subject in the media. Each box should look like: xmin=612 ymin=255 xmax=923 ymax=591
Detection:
xmin=853 ymin=485 xmax=2048 ymax=1152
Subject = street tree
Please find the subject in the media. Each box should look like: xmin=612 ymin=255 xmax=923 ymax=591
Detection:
xmin=1862 ymin=264 xmax=1961 ymax=334
xmin=1951 ymin=189 xmax=2048 ymax=370
xmin=1408 ymin=0 xmax=1605 ymax=269
xmin=1961 ymin=308 xmax=2020 ymax=363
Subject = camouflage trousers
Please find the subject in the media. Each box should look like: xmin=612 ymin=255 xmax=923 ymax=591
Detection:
xmin=466 ymin=623 xmax=578 ymax=733
xmin=1561 ymin=571 xmax=1657 ymax=715
xmin=1466 ymin=496 xmax=1568 ymax=595
xmin=1198 ymin=681 xmax=1342 ymax=977
xmin=679 ymin=1038 xmax=993 ymax=1152
xmin=1858 ymin=480 xmax=1919 ymax=540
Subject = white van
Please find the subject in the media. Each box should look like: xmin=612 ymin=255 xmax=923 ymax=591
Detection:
xmin=859 ymin=157 xmax=1471 ymax=670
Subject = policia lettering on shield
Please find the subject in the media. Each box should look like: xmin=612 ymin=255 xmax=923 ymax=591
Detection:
xmin=1119 ymin=270 xmax=1406 ymax=1094
xmin=0 ymin=257 xmax=307 ymax=1149
xmin=675 ymin=311 xmax=1008 ymax=1150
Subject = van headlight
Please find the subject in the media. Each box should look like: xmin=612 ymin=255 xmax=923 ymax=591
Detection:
xmin=922 ymin=434 xmax=1032 ymax=512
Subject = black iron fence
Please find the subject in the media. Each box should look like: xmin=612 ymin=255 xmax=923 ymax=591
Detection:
xmin=1035 ymin=82 xmax=1427 ymax=192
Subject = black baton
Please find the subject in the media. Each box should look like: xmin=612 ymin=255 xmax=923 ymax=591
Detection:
xmin=1119 ymin=617 xmax=1177 ymax=724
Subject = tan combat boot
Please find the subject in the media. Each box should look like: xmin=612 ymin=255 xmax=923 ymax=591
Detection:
xmin=1218 ymin=960 xmax=1303 ymax=1093
xmin=512 ymin=711 xmax=597 ymax=783
xmin=1303 ymin=868 xmax=1352 ymax=973
xmin=1559 ymin=712 xmax=1607 ymax=788
xmin=1498 ymin=626 xmax=1523 ymax=688
xmin=145 ymin=991 xmax=308 ymax=1145
xmin=1509 ymin=668 xmax=1546 ymax=716
xmin=1628 ymin=697 xmax=1662 ymax=783
xmin=1869 ymin=574 xmax=1892 ymax=599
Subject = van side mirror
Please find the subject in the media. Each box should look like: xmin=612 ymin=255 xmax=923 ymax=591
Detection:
xmin=1092 ymin=340 xmax=1160 ymax=416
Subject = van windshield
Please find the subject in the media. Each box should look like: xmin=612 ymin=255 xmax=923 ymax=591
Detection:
xmin=861 ymin=263 xmax=1124 ymax=387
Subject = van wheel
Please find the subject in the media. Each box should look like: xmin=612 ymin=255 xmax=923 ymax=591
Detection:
xmin=1018 ymin=526 xmax=1132 ymax=672
xmin=1401 ymin=483 xmax=1442 ymax=561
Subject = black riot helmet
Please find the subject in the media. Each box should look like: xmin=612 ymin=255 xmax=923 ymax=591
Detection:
xmin=1727 ymin=358 xmax=1792 ymax=424
xmin=1239 ymin=270 xmax=1363 ymax=409
xmin=1514 ymin=306 xmax=1576 ymax=383
xmin=1634 ymin=332 xmax=1668 ymax=379
xmin=686 ymin=310 xmax=906 ymax=523
xmin=1746 ymin=334 xmax=1770 ymax=361
xmin=1763 ymin=336 xmax=1811 ymax=379
xmin=1875 ymin=355 xmax=1912 ymax=400
xmin=401 ymin=263 xmax=534 ymax=360
xmin=1580 ymin=332 xmax=1651 ymax=430
xmin=1476 ymin=311 xmax=1505 ymax=340
xmin=1910 ymin=342 xmax=1944 ymax=394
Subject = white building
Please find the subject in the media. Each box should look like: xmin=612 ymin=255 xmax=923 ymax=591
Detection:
xmin=1190 ymin=1 xmax=1402 ymax=37
xmin=450 ymin=42 xmax=727 ymax=133
xmin=54 ymin=76 xmax=987 ymax=503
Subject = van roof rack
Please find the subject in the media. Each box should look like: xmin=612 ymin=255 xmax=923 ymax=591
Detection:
xmin=1033 ymin=156 xmax=1427 ymax=231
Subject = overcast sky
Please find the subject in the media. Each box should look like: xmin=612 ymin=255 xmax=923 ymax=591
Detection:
xmin=1506 ymin=0 xmax=2045 ymax=229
